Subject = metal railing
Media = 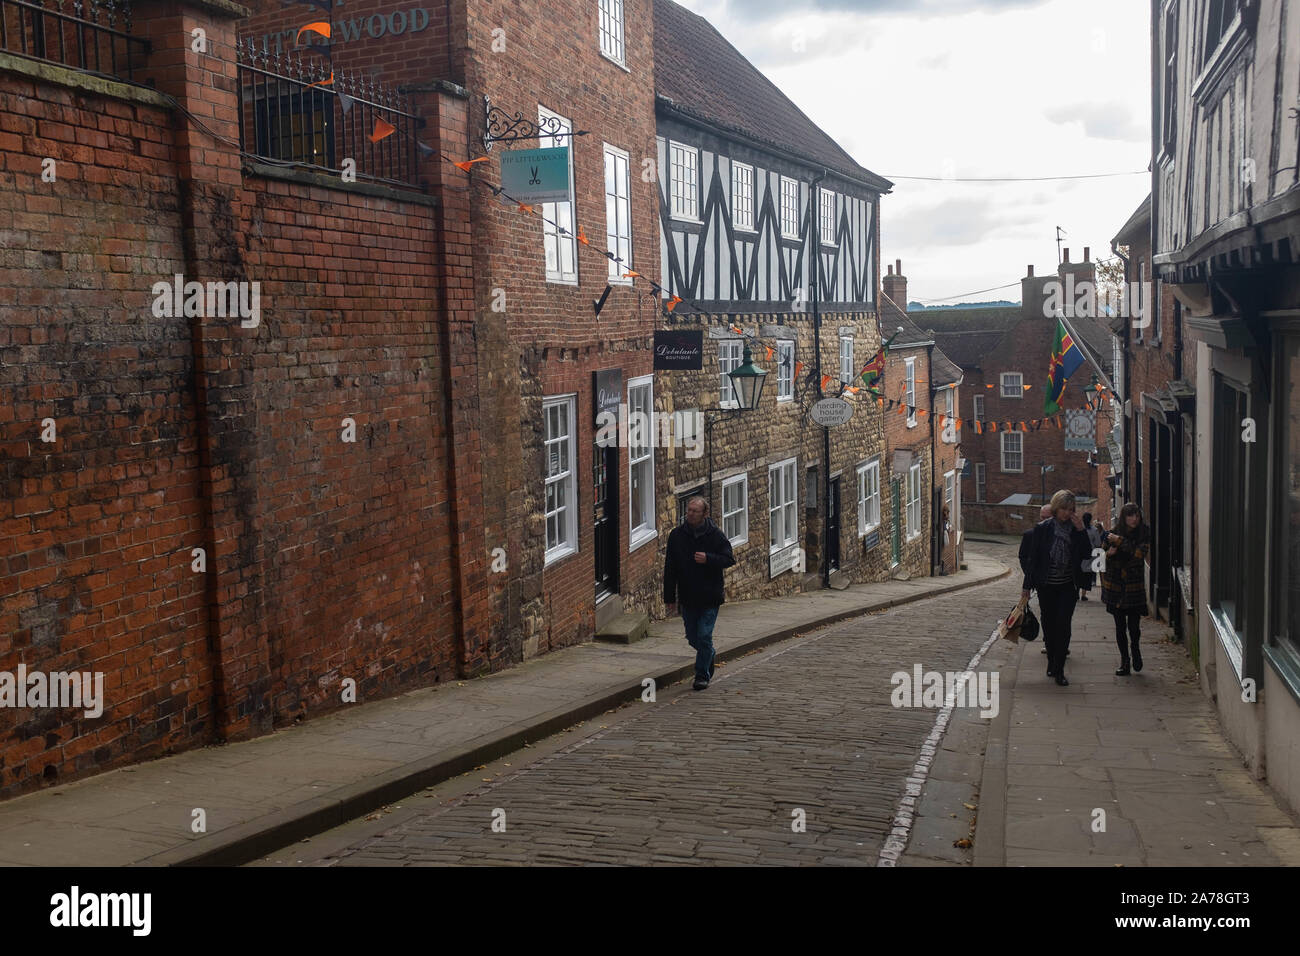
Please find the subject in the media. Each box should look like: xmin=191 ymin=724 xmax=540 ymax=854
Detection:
xmin=0 ymin=0 xmax=149 ymax=81
xmin=236 ymin=39 xmax=423 ymax=190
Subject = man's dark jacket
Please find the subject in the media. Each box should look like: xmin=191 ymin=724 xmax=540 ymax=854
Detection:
xmin=1020 ymin=517 xmax=1093 ymax=591
xmin=663 ymin=518 xmax=736 ymax=608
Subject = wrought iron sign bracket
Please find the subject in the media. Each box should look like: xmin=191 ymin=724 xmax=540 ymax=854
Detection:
xmin=483 ymin=95 xmax=590 ymax=150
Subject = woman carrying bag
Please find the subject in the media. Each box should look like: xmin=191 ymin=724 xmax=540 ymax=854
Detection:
xmin=1020 ymin=490 xmax=1093 ymax=686
xmin=1102 ymin=503 xmax=1150 ymax=676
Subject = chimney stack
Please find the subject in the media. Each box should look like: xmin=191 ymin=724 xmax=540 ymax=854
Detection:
xmin=1062 ymin=248 xmax=1070 ymax=263
xmin=1083 ymin=246 xmax=1090 ymax=262
xmin=882 ymin=259 xmax=907 ymax=310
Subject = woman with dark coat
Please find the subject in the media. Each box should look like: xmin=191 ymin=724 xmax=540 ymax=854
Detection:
xmin=1021 ymin=490 xmax=1093 ymax=686
xmin=1102 ymin=502 xmax=1150 ymax=676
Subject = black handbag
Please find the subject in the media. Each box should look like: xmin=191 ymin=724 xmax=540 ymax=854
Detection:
xmin=1021 ymin=606 xmax=1040 ymax=641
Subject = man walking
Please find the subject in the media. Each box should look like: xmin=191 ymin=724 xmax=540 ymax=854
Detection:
xmin=1020 ymin=504 xmax=1052 ymax=657
xmin=664 ymin=496 xmax=736 ymax=691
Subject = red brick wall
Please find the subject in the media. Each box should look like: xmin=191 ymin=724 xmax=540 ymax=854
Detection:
xmin=882 ymin=344 xmax=931 ymax=577
xmin=0 ymin=0 xmax=480 ymax=795
xmin=0 ymin=68 xmax=213 ymax=796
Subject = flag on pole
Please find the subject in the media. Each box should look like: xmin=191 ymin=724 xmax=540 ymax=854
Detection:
xmin=859 ymin=328 xmax=902 ymax=393
xmin=1044 ymin=318 xmax=1085 ymax=415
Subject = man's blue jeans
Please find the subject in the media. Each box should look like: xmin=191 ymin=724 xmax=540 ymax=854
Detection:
xmin=681 ymin=604 xmax=719 ymax=681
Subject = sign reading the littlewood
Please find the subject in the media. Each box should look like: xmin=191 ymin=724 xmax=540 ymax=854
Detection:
xmin=810 ymin=397 xmax=854 ymax=427
xmin=653 ymin=330 xmax=703 ymax=370
xmin=501 ymin=147 xmax=570 ymax=204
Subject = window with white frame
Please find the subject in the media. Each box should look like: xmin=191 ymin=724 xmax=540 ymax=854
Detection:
xmin=731 ymin=162 xmax=754 ymax=230
xmin=776 ymin=340 xmax=794 ymax=401
xmin=628 ymin=376 xmax=655 ymax=548
xmin=1112 ymin=335 xmax=1124 ymax=399
xmin=941 ymin=387 xmax=954 ymax=418
xmin=839 ymin=335 xmax=854 ymax=384
xmin=973 ymin=393 xmax=985 ymax=420
xmin=719 ymin=337 xmax=743 ymax=408
xmin=944 ymin=471 xmax=955 ymax=519
xmin=669 ymin=141 xmax=699 ymax=221
xmin=906 ymin=462 xmax=922 ymax=540
xmin=974 ymin=462 xmax=986 ymax=502
xmin=543 ymin=395 xmax=577 ymax=562
xmin=1000 ymin=372 xmax=1023 ymax=397
xmin=598 ymin=0 xmax=625 ymax=64
xmin=603 ymin=144 xmax=632 ymax=281
xmin=539 ymin=106 xmax=577 ymax=283
xmin=857 ymin=458 xmax=880 ymax=536
xmin=780 ymin=176 xmax=799 ymax=239
xmin=819 ymin=188 xmax=835 ymax=243
xmin=904 ymin=357 xmax=916 ymax=425
xmin=768 ymin=458 xmax=798 ymax=553
xmin=721 ymin=473 xmax=748 ymax=546
xmin=1001 ymin=431 xmax=1023 ymax=472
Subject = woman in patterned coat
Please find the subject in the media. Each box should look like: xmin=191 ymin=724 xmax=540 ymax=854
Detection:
xmin=1102 ymin=503 xmax=1150 ymax=675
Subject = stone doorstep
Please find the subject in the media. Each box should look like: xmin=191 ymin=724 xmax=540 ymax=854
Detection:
xmin=595 ymin=611 xmax=650 ymax=645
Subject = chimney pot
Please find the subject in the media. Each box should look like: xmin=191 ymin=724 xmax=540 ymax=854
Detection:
xmin=1027 ymin=265 xmax=1034 ymax=277
xmin=887 ymin=264 xmax=893 ymax=275
xmin=1083 ymin=246 xmax=1090 ymax=262
xmin=1063 ymin=248 xmax=1070 ymax=263
xmin=895 ymin=259 xmax=902 ymax=276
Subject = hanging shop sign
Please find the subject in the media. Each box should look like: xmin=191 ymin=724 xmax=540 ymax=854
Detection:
xmin=653 ymin=329 xmax=703 ymax=370
xmin=500 ymin=147 xmax=571 ymax=203
xmin=1063 ymin=408 xmax=1096 ymax=451
xmin=810 ymin=397 xmax=854 ymax=427
xmin=593 ymin=368 xmax=623 ymax=447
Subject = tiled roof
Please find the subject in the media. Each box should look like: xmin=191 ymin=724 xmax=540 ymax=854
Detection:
xmin=1112 ymin=194 xmax=1151 ymax=245
xmin=654 ymin=0 xmax=891 ymax=192
xmin=910 ymin=305 xmax=1022 ymax=370
xmin=930 ymin=348 xmax=963 ymax=387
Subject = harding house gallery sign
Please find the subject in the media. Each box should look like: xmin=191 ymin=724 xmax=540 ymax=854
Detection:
xmin=253 ymin=4 xmax=432 ymax=53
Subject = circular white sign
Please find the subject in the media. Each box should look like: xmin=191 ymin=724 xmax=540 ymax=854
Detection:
xmin=810 ymin=397 xmax=854 ymax=427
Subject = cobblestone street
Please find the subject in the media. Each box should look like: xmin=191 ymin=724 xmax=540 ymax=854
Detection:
xmin=283 ymin=545 xmax=1020 ymax=866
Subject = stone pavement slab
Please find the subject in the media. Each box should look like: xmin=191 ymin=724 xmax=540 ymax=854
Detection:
xmin=0 ymin=550 xmax=1007 ymax=866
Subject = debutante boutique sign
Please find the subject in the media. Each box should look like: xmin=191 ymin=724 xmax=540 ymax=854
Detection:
xmin=653 ymin=330 xmax=703 ymax=370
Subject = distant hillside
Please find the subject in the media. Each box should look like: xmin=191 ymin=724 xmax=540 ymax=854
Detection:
xmin=907 ymin=300 xmax=1018 ymax=311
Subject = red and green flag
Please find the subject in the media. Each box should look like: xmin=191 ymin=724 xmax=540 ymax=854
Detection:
xmin=1044 ymin=318 xmax=1085 ymax=415
xmin=860 ymin=328 xmax=904 ymax=394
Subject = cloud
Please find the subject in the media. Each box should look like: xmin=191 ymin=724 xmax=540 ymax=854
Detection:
xmin=706 ymin=0 xmax=1049 ymax=18
xmin=882 ymin=196 xmax=1027 ymax=250
xmin=1043 ymin=101 xmax=1149 ymax=142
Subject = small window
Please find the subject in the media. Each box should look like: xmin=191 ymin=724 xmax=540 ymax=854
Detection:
xmin=857 ymin=459 xmax=880 ymax=536
xmin=669 ymin=141 xmax=699 ymax=221
xmin=905 ymin=463 xmax=922 ymax=541
xmin=768 ymin=458 xmax=798 ymax=553
xmin=604 ymin=144 xmax=633 ymax=282
xmin=1000 ymin=372 xmax=1023 ymax=398
xmin=839 ymin=335 xmax=854 ymax=384
xmin=722 ymin=473 xmax=749 ymax=546
xmin=628 ymin=376 xmax=655 ymax=549
xmin=1001 ymin=431 xmax=1023 ymax=473
xmin=819 ymin=188 xmax=835 ymax=244
xmin=776 ymin=340 xmax=795 ymax=401
xmin=543 ymin=395 xmax=578 ymax=563
xmin=974 ymin=462 xmax=986 ymax=502
xmin=731 ymin=162 xmax=754 ymax=231
xmin=539 ymin=106 xmax=577 ymax=284
xmin=598 ymin=0 xmax=625 ymax=65
xmin=780 ymin=176 xmax=800 ymax=239
xmin=973 ymin=394 xmax=985 ymax=421
xmin=942 ymin=387 xmax=954 ymax=418
xmin=905 ymin=357 xmax=917 ymax=425
xmin=719 ymin=337 xmax=743 ymax=408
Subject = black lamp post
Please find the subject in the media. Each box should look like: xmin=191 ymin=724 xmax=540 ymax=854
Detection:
xmin=705 ymin=343 xmax=767 ymax=515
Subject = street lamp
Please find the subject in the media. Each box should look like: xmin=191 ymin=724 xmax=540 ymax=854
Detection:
xmin=706 ymin=343 xmax=768 ymax=514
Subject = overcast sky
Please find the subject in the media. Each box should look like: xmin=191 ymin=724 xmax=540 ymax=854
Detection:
xmin=673 ymin=0 xmax=1152 ymax=305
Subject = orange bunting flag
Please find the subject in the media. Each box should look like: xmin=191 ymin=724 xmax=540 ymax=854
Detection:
xmin=1022 ymin=384 xmax=1033 ymax=391
xmin=517 ymin=202 xmax=535 ymax=214
xmin=1055 ymin=415 xmax=1063 ymax=428
xmin=795 ymin=361 xmax=804 ymax=379
xmin=955 ymin=418 xmax=963 ymax=428
xmin=730 ymin=325 xmax=744 ymax=335
xmin=974 ymin=421 xmax=983 ymax=434
xmin=985 ymin=383 xmax=994 ymax=388
xmin=917 ymin=408 xmax=928 ymax=417
xmin=821 ymin=374 xmax=832 ymax=389
xmin=847 ymin=386 xmax=860 ymax=394
xmin=296 ymin=21 xmax=331 ymax=42
xmin=989 ymin=421 xmax=997 ymax=432
xmin=1019 ymin=421 xmax=1027 ymax=431
xmin=577 ymin=226 xmax=591 ymax=245
xmin=306 ymin=71 xmax=334 ymax=89
xmin=623 ymin=270 xmax=642 ymax=279
xmin=877 ymin=397 xmax=885 ymax=407
xmin=452 ymin=156 xmax=489 ymax=172
xmin=897 ymin=404 xmax=907 ymax=416
xmin=369 ymin=118 xmax=396 ymax=142
xmin=666 ymin=295 xmax=683 ymax=312
xmin=765 ymin=346 xmax=774 ymax=361
xmin=937 ymin=415 xmax=947 ymax=426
